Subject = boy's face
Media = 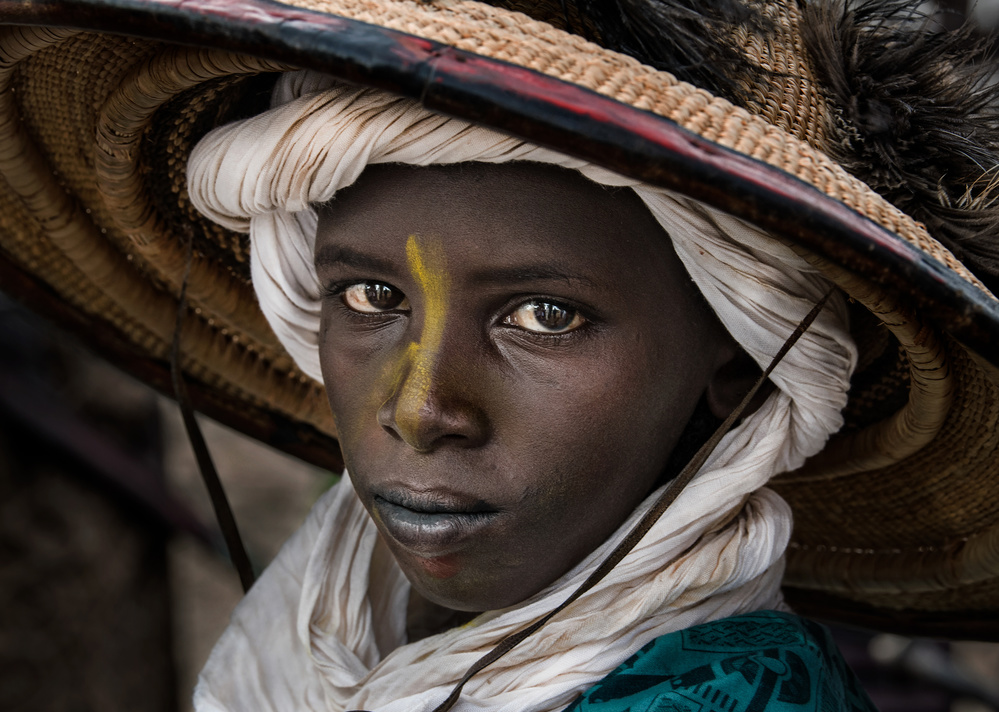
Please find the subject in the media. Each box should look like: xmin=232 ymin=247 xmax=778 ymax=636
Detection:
xmin=315 ymin=162 xmax=736 ymax=612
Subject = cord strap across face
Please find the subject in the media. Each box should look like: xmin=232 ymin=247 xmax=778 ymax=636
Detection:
xmin=408 ymin=288 xmax=833 ymax=712
xmin=174 ymin=244 xmax=829 ymax=706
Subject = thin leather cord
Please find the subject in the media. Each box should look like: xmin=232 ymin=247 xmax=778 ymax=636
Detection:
xmin=171 ymin=230 xmax=257 ymax=594
xmin=411 ymin=288 xmax=835 ymax=712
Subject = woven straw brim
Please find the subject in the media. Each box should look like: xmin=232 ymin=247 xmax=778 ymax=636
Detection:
xmin=1 ymin=0 xmax=998 ymax=636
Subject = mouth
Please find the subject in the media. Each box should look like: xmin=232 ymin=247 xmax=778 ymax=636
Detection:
xmin=372 ymin=489 xmax=499 ymax=559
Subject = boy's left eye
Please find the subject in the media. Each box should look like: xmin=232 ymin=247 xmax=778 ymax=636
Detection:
xmin=503 ymin=301 xmax=585 ymax=334
xmin=341 ymin=282 xmax=410 ymax=313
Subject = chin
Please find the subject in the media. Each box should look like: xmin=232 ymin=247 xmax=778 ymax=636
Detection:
xmin=396 ymin=552 xmax=534 ymax=613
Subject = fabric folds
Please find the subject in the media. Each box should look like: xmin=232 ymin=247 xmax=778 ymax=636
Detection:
xmin=188 ymin=73 xmax=857 ymax=712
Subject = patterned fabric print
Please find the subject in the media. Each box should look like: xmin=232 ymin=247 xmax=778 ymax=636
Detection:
xmin=562 ymin=612 xmax=876 ymax=712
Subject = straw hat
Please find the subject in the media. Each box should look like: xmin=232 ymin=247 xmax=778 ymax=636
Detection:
xmin=1 ymin=0 xmax=998 ymax=639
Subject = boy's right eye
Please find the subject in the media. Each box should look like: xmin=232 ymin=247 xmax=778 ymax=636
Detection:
xmin=341 ymin=282 xmax=410 ymax=313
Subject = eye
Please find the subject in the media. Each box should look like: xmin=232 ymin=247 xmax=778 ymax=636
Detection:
xmin=341 ymin=282 xmax=410 ymax=313
xmin=503 ymin=300 xmax=586 ymax=334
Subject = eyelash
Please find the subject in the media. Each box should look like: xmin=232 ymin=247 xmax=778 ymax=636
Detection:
xmin=320 ymin=281 xmax=404 ymax=329
xmin=321 ymin=280 xmax=594 ymax=339
xmin=320 ymin=281 xmax=397 ymax=302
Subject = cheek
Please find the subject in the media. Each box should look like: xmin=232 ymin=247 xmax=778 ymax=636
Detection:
xmin=577 ymin=337 xmax=712 ymax=470
xmin=497 ymin=338 xmax=702 ymax=501
xmin=319 ymin=320 xmax=402 ymax=460
xmin=483 ymin=360 xmax=699 ymax=581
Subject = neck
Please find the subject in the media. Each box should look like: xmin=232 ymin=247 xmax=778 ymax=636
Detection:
xmin=406 ymin=589 xmax=480 ymax=642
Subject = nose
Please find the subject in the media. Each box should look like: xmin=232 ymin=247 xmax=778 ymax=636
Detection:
xmin=379 ymin=235 xmax=489 ymax=452
xmin=377 ymin=340 xmax=490 ymax=452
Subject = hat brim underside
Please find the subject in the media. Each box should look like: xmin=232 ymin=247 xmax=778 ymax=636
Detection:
xmin=1 ymin=0 xmax=999 ymax=638
xmin=8 ymin=0 xmax=997 ymax=348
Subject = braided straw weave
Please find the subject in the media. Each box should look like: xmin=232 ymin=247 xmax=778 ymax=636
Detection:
xmin=0 ymin=0 xmax=997 ymax=625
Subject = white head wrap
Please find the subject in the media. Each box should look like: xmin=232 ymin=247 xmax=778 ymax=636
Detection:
xmin=188 ymin=73 xmax=857 ymax=712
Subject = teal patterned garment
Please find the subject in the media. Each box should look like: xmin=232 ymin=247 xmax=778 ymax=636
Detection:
xmin=562 ymin=611 xmax=876 ymax=712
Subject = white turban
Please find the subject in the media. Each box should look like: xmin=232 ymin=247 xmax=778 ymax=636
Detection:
xmin=187 ymin=73 xmax=857 ymax=712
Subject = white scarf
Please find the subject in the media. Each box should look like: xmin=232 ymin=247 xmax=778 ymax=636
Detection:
xmin=188 ymin=74 xmax=857 ymax=712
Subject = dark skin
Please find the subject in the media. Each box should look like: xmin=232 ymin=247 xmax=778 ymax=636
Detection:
xmin=314 ymin=162 xmax=759 ymax=619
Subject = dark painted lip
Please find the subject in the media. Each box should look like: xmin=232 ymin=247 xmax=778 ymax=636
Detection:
xmin=372 ymin=491 xmax=499 ymax=557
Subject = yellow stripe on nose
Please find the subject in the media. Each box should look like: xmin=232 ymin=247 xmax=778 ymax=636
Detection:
xmin=394 ymin=235 xmax=450 ymax=443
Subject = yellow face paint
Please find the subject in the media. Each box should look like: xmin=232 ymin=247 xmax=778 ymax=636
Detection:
xmin=392 ymin=235 xmax=450 ymax=446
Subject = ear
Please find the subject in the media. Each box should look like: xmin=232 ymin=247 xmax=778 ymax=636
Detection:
xmin=704 ymin=342 xmax=773 ymax=421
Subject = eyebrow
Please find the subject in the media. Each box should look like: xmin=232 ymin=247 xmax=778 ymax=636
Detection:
xmin=469 ymin=264 xmax=598 ymax=288
xmin=314 ymin=244 xmax=397 ymax=274
xmin=315 ymin=243 xmax=598 ymax=288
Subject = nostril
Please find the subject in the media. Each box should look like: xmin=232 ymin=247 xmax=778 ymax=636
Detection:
xmin=380 ymin=422 xmax=404 ymax=442
xmin=375 ymin=362 xmax=489 ymax=451
xmin=380 ymin=401 xmax=489 ymax=452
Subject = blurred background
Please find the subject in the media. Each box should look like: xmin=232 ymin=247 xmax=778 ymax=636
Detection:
xmin=0 ymin=292 xmax=331 ymax=711
xmin=2 ymin=1 xmax=999 ymax=710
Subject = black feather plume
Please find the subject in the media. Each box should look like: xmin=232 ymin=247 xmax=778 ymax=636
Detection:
xmin=802 ymin=0 xmax=999 ymax=292
xmin=488 ymin=0 xmax=999 ymax=291
xmin=566 ymin=0 xmax=773 ymax=106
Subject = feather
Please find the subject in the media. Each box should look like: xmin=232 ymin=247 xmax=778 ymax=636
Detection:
xmin=566 ymin=0 xmax=773 ymax=106
xmin=801 ymin=0 xmax=999 ymax=292
xmin=488 ymin=0 xmax=999 ymax=291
